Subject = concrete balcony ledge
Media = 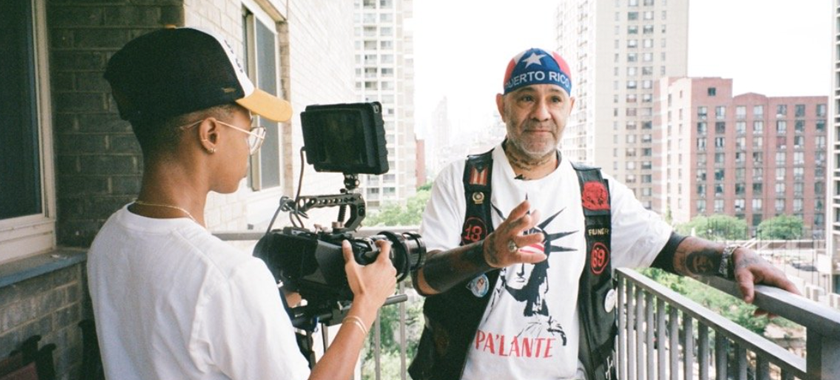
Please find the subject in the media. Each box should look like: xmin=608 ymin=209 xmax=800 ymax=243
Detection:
xmin=0 ymin=248 xmax=87 ymax=289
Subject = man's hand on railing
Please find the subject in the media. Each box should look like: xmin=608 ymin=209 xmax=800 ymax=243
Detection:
xmin=670 ymin=236 xmax=802 ymax=317
xmin=731 ymin=247 xmax=801 ymax=316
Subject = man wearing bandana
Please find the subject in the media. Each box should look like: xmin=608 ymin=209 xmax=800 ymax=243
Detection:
xmin=407 ymin=48 xmax=800 ymax=380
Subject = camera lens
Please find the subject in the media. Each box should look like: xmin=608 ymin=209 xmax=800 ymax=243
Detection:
xmin=366 ymin=231 xmax=426 ymax=282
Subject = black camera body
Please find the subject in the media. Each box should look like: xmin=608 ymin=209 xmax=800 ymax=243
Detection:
xmin=254 ymin=227 xmax=424 ymax=312
xmin=253 ymin=102 xmax=425 ymax=330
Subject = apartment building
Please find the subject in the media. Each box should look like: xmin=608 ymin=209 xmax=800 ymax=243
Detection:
xmin=828 ymin=0 xmax=840 ymax=293
xmin=0 ymin=0 xmax=356 ymax=377
xmin=657 ymin=77 xmax=827 ymax=238
xmin=554 ymin=0 xmax=688 ymax=209
xmin=354 ymin=0 xmax=417 ymax=209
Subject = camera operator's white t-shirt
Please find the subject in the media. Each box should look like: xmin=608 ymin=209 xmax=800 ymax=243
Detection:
xmin=88 ymin=205 xmax=309 ymax=380
xmin=420 ymin=145 xmax=671 ymax=379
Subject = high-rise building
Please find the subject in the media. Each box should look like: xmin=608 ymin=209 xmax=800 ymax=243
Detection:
xmin=828 ymin=0 xmax=840 ymax=293
xmin=354 ymin=0 xmax=417 ymax=209
xmin=554 ymin=0 xmax=688 ymax=209
xmin=657 ymin=77 xmax=827 ymax=238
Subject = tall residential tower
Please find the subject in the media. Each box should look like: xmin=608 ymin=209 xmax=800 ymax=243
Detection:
xmin=354 ymin=0 xmax=417 ymax=209
xmin=554 ymin=0 xmax=688 ymax=209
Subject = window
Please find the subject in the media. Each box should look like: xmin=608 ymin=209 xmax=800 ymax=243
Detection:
xmin=776 ymin=120 xmax=786 ymax=134
xmin=775 ymin=151 xmax=786 ymax=165
xmin=708 ymin=87 xmax=717 ymax=96
xmin=817 ymin=103 xmax=827 ymax=117
xmin=697 ymin=106 xmax=708 ymax=120
xmin=753 ymin=137 xmax=763 ymax=149
xmin=628 ymin=12 xmax=638 ymax=20
xmin=753 ymin=105 xmax=764 ymax=118
xmin=753 ymin=120 xmax=763 ymax=134
xmin=697 ymin=122 xmax=707 ymax=134
xmin=714 ymin=137 xmax=725 ymax=148
xmin=752 ymin=199 xmax=762 ymax=211
xmin=776 ymin=104 xmax=787 ymax=116
xmin=643 ymin=24 xmax=654 ymax=34
xmin=244 ymin=8 xmax=284 ymax=191
xmin=0 ymin=0 xmax=56 ymax=259
xmin=794 ymin=120 xmax=804 ymax=133
xmin=736 ymin=106 xmax=746 ymax=119
xmin=794 ymin=104 xmax=805 ymax=118
xmin=628 ymin=53 xmax=638 ymax=62
xmin=715 ymin=122 xmax=726 ymax=134
xmin=714 ymin=199 xmax=724 ymax=213
xmin=628 ymin=25 xmax=639 ymax=34
xmin=696 ymin=200 xmax=706 ymax=213
xmin=735 ymin=121 xmax=746 ymax=134
xmin=715 ymin=106 xmax=726 ymax=119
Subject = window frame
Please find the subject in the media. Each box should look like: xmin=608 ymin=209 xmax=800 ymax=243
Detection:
xmin=0 ymin=0 xmax=57 ymax=261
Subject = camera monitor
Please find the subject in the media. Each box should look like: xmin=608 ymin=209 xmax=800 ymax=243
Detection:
xmin=300 ymin=102 xmax=389 ymax=175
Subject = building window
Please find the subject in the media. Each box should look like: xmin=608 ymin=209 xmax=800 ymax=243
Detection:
xmin=816 ymin=103 xmax=827 ymax=117
xmin=708 ymin=87 xmax=717 ymax=96
xmin=776 ymin=104 xmax=787 ymax=116
xmin=697 ymin=106 xmax=708 ymax=120
xmin=244 ymin=6 xmax=284 ymax=191
xmin=794 ymin=104 xmax=805 ymax=118
xmin=697 ymin=122 xmax=707 ymax=134
xmin=0 ymin=0 xmax=56 ymax=259
xmin=776 ymin=120 xmax=787 ymax=134
xmin=752 ymin=199 xmax=762 ymax=211
xmin=735 ymin=106 xmax=746 ymax=119
xmin=753 ymin=105 xmax=764 ymax=118
xmin=753 ymin=120 xmax=763 ymax=134
xmin=715 ymin=106 xmax=726 ymax=119
xmin=715 ymin=122 xmax=726 ymax=134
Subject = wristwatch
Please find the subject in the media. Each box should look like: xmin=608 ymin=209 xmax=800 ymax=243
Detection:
xmin=718 ymin=244 xmax=739 ymax=280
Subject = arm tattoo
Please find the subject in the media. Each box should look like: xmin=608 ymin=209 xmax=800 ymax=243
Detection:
xmin=420 ymin=241 xmax=492 ymax=293
xmin=672 ymin=237 xmax=723 ymax=277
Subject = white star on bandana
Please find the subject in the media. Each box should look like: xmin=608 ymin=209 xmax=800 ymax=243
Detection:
xmin=523 ymin=52 xmax=545 ymax=67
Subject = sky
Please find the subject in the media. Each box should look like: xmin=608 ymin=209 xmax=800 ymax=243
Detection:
xmin=411 ymin=0 xmax=831 ymax=139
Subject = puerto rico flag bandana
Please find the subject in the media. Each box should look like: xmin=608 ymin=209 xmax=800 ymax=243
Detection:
xmin=502 ymin=48 xmax=572 ymax=96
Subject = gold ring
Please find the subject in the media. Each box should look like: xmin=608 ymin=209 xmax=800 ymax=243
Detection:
xmin=507 ymin=240 xmax=518 ymax=252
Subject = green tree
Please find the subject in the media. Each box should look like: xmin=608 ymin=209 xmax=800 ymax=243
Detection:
xmin=364 ymin=186 xmax=431 ymax=227
xmin=675 ymin=214 xmax=748 ymax=241
xmin=756 ymin=215 xmax=803 ymax=240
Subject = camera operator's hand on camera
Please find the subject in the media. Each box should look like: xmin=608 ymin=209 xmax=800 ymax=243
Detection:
xmin=309 ymin=241 xmax=397 ymax=380
xmin=342 ymin=240 xmax=397 ymax=309
xmin=483 ymin=200 xmax=545 ymax=268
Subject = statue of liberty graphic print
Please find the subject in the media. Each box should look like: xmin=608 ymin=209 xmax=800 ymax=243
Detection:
xmin=486 ymin=201 xmax=578 ymax=346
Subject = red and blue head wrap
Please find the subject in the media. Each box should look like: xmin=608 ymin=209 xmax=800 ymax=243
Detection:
xmin=502 ymin=48 xmax=572 ymax=96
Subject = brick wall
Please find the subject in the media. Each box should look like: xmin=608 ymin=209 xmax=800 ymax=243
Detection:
xmin=49 ymin=0 xmax=184 ymax=247
xmin=0 ymin=263 xmax=89 ymax=380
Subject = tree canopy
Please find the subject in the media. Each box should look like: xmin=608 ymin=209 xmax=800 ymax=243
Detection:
xmin=756 ymin=215 xmax=804 ymax=240
xmin=364 ymin=185 xmax=431 ymax=227
xmin=674 ymin=214 xmax=749 ymax=241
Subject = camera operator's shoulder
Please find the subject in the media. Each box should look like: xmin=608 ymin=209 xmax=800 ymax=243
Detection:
xmin=178 ymin=228 xmax=261 ymax=279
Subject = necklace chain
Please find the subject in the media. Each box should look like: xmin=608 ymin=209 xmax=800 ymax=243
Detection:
xmin=133 ymin=199 xmax=199 ymax=225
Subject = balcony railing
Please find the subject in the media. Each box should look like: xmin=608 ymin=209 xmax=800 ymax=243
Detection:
xmin=216 ymin=230 xmax=840 ymax=380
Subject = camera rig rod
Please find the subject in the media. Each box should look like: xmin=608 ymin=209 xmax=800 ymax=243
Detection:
xmin=280 ymin=192 xmax=367 ymax=232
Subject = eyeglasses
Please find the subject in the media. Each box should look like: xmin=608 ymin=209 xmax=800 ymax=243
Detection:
xmin=179 ymin=114 xmax=266 ymax=155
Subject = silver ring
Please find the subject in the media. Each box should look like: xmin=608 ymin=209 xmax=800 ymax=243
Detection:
xmin=507 ymin=240 xmax=518 ymax=252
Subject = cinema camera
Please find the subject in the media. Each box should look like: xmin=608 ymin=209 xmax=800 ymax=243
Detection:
xmin=253 ymin=102 xmax=426 ymax=331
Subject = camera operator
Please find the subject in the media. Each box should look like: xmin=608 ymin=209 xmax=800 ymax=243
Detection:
xmin=87 ymin=27 xmax=397 ymax=380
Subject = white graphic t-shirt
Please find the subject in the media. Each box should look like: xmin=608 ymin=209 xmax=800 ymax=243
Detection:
xmin=420 ymin=145 xmax=672 ymax=380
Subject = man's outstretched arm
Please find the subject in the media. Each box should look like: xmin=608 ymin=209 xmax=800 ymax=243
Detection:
xmin=652 ymin=233 xmax=801 ymax=304
xmin=413 ymin=200 xmax=545 ymax=295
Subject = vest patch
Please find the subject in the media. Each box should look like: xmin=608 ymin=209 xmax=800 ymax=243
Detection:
xmin=581 ymin=181 xmax=609 ymax=211
xmin=590 ymin=242 xmax=610 ymax=275
xmin=461 ymin=217 xmax=487 ymax=245
xmin=467 ymin=274 xmax=490 ymax=297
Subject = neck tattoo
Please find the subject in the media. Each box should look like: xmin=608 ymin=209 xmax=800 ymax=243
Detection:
xmin=133 ymin=199 xmax=201 ymax=226
xmin=506 ymin=153 xmax=554 ymax=172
